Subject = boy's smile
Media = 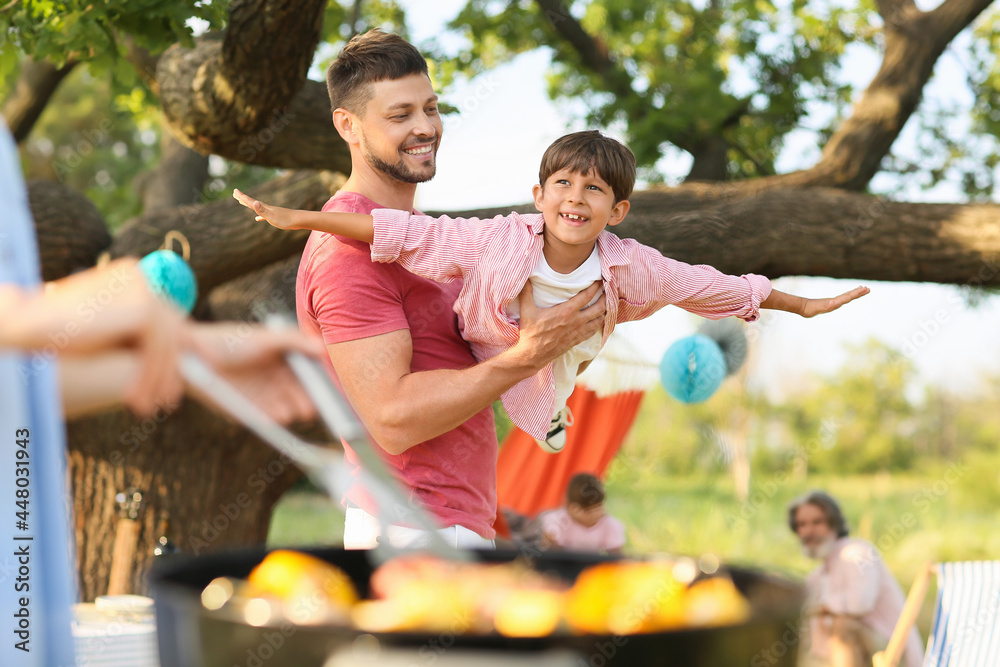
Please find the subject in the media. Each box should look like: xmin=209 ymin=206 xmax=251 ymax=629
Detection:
xmin=533 ymin=167 xmax=630 ymax=273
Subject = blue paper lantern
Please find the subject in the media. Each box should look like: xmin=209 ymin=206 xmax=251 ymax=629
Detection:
xmin=659 ymin=334 xmax=728 ymax=403
xmin=138 ymin=249 xmax=198 ymax=314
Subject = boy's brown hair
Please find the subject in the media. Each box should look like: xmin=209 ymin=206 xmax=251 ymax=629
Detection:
xmin=566 ymin=472 xmax=606 ymax=509
xmin=539 ymin=130 xmax=637 ymax=203
xmin=326 ymin=29 xmax=428 ymax=116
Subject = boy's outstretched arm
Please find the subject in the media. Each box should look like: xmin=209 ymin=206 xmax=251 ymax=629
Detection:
xmin=233 ymin=188 xmax=374 ymax=242
xmin=761 ymin=285 xmax=869 ymax=318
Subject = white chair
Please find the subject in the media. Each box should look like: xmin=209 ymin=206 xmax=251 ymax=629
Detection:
xmin=874 ymin=560 xmax=1000 ymax=667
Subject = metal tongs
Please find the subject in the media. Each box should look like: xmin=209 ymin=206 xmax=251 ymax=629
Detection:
xmin=178 ymin=318 xmax=472 ymax=565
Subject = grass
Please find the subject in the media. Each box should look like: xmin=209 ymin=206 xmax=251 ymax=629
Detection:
xmin=268 ymin=468 xmax=997 ymax=640
xmin=267 ymin=491 xmax=344 ymax=548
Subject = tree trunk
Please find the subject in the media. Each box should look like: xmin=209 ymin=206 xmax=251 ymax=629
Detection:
xmin=133 ymin=133 xmax=211 ymax=213
xmin=67 ymin=400 xmax=306 ymax=599
xmin=155 ymin=0 xmax=351 ymax=171
xmin=685 ymin=135 xmax=732 ymax=183
xmin=1 ymin=57 xmax=78 ymax=143
xmin=27 ymin=180 xmax=111 ymax=281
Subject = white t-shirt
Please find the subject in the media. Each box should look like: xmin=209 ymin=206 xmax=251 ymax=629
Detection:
xmin=506 ymin=246 xmax=604 ymax=414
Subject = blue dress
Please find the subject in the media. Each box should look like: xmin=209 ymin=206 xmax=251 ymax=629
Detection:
xmin=0 ymin=119 xmax=77 ymax=666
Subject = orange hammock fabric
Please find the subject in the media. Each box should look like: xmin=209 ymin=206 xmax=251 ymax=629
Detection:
xmin=495 ymin=387 xmax=645 ymax=522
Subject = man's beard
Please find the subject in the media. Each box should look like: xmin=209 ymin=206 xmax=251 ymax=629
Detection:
xmin=802 ymin=535 xmax=837 ymax=560
xmin=362 ymin=134 xmax=437 ymax=184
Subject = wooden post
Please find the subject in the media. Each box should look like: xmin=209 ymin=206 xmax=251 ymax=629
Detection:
xmin=107 ymin=489 xmax=144 ymax=596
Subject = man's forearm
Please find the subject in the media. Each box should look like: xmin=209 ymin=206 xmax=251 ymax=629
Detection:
xmin=370 ymin=347 xmax=540 ymax=452
xmin=330 ymin=282 xmax=606 ymax=454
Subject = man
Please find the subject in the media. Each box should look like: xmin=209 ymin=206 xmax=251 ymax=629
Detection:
xmin=789 ymin=491 xmax=924 ymax=667
xmin=296 ymin=30 xmax=605 ymax=549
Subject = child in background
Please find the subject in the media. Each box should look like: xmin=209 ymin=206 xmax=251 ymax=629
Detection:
xmin=540 ymin=473 xmax=624 ymax=555
xmin=235 ymin=131 xmax=868 ymax=454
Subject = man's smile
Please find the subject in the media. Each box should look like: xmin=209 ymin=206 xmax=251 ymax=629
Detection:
xmin=403 ymin=142 xmax=435 ymax=157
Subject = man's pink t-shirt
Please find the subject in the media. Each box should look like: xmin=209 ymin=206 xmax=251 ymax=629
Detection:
xmin=540 ymin=507 xmax=625 ymax=553
xmin=295 ymin=191 xmax=497 ymax=539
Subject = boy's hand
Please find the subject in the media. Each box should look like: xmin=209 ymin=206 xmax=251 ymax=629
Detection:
xmin=233 ymin=188 xmax=301 ymax=230
xmin=799 ymin=285 xmax=870 ymax=318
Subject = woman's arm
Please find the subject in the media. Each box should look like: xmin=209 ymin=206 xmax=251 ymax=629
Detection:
xmin=1 ymin=260 xmax=189 ymax=416
xmin=60 ymin=352 xmax=147 ymax=418
xmin=59 ymin=323 xmax=324 ymax=422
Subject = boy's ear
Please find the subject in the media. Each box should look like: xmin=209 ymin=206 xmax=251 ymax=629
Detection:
xmin=332 ymin=108 xmax=360 ymax=146
xmin=532 ymin=183 xmax=545 ymax=212
xmin=606 ymin=199 xmax=630 ymax=227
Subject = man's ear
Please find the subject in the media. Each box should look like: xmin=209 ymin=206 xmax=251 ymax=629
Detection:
xmin=606 ymin=199 xmax=630 ymax=227
xmin=332 ymin=108 xmax=359 ymax=145
xmin=532 ymin=183 xmax=544 ymax=213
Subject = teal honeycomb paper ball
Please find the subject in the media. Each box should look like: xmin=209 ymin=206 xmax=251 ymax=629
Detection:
xmin=138 ymin=249 xmax=198 ymax=314
xmin=659 ymin=334 xmax=728 ymax=403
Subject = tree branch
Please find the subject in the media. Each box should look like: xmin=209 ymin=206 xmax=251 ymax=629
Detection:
xmin=1 ymin=57 xmax=78 ymax=143
xmin=434 ymin=184 xmax=1000 ymax=286
xmin=535 ymin=0 xmax=989 ymax=194
xmin=132 ymin=133 xmax=211 ymax=213
xmin=350 ymin=0 xmax=364 ymax=38
xmin=775 ymin=0 xmax=994 ymax=192
xmin=157 ymin=0 xmax=349 ymax=171
xmin=27 ymin=180 xmax=111 ymax=281
xmin=121 ymin=35 xmax=161 ymax=97
xmin=926 ymin=0 xmax=996 ymax=39
xmin=207 ymin=255 xmax=300 ymax=322
xmin=533 ymin=0 xmax=623 ymax=90
xmin=220 ymin=0 xmax=326 ymax=132
xmin=108 ymin=170 xmax=343 ymax=295
xmin=533 ymin=0 xmax=740 ymax=174
xmin=875 ymin=0 xmax=916 ymax=26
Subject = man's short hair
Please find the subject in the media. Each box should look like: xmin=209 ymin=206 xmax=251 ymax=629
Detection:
xmin=325 ymin=29 xmax=428 ymax=116
xmin=566 ymin=472 xmax=605 ymax=509
xmin=788 ymin=490 xmax=850 ymax=538
xmin=538 ymin=130 xmax=637 ymax=203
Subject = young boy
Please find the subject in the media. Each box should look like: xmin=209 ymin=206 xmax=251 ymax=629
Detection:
xmin=540 ymin=473 xmax=625 ymax=555
xmin=234 ymin=130 xmax=868 ymax=453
